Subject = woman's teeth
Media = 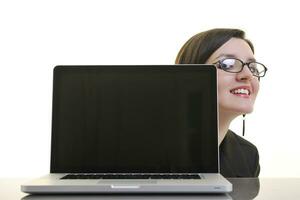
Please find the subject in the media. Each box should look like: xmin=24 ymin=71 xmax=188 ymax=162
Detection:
xmin=231 ymin=89 xmax=250 ymax=95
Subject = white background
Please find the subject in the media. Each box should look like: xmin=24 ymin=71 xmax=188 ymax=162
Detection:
xmin=0 ymin=0 xmax=299 ymax=178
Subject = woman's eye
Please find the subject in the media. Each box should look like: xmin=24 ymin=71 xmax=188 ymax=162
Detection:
xmin=250 ymin=67 xmax=259 ymax=75
xmin=221 ymin=59 xmax=235 ymax=69
xmin=221 ymin=63 xmax=233 ymax=69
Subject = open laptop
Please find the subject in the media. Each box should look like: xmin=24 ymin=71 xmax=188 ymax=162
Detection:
xmin=21 ymin=65 xmax=232 ymax=194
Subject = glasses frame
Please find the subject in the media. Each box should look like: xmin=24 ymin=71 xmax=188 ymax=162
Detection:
xmin=214 ymin=57 xmax=268 ymax=78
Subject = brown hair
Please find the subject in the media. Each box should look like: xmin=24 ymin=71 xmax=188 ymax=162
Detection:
xmin=175 ymin=28 xmax=254 ymax=64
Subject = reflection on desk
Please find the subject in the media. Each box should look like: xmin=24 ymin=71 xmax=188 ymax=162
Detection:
xmin=228 ymin=178 xmax=259 ymax=199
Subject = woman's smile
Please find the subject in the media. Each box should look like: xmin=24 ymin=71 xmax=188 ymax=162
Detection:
xmin=230 ymin=86 xmax=252 ymax=98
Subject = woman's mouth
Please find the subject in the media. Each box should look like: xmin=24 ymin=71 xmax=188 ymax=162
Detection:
xmin=230 ymin=87 xmax=251 ymax=98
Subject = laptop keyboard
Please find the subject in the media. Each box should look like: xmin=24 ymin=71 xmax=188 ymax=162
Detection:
xmin=61 ymin=173 xmax=201 ymax=180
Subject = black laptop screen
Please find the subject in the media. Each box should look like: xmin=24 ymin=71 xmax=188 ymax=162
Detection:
xmin=51 ymin=65 xmax=219 ymax=173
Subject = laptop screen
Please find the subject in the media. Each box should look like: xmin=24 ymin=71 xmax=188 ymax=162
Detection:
xmin=51 ymin=65 xmax=219 ymax=173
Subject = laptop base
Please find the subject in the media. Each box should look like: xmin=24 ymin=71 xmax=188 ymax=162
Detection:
xmin=21 ymin=173 xmax=232 ymax=194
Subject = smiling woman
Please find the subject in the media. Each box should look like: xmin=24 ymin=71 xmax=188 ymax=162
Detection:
xmin=176 ymin=28 xmax=268 ymax=177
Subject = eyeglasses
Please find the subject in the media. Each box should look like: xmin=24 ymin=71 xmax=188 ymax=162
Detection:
xmin=214 ymin=58 xmax=268 ymax=78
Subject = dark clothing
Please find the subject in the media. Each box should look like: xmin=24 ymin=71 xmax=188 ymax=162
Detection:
xmin=219 ymin=130 xmax=260 ymax=177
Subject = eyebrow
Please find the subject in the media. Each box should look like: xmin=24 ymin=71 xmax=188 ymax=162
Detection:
xmin=213 ymin=54 xmax=256 ymax=62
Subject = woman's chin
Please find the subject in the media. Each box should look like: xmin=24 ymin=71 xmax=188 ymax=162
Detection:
xmin=220 ymin=106 xmax=254 ymax=115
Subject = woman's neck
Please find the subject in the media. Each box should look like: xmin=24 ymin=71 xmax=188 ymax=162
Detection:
xmin=218 ymin=109 xmax=238 ymax=145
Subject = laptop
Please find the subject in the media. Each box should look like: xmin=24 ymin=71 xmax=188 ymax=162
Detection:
xmin=21 ymin=65 xmax=232 ymax=194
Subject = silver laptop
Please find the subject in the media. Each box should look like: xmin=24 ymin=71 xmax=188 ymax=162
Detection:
xmin=21 ymin=65 xmax=232 ymax=194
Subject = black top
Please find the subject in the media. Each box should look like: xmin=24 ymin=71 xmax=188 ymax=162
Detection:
xmin=220 ymin=130 xmax=260 ymax=177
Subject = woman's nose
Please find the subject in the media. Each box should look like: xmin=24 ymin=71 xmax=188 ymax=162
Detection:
xmin=236 ymin=65 xmax=253 ymax=81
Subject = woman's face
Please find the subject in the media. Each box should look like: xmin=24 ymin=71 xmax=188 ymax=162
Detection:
xmin=206 ymin=38 xmax=260 ymax=116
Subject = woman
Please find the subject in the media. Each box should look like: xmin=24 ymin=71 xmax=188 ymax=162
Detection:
xmin=175 ymin=28 xmax=267 ymax=177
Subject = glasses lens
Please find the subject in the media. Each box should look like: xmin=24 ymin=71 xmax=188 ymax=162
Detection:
xmin=220 ymin=58 xmax=242 ymax=72
xmin=249 ymin=62 xmax=266 ymax=77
